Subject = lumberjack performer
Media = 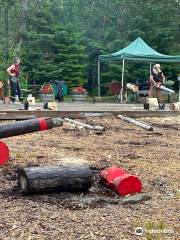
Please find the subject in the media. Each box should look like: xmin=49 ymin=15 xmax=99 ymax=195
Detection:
xmin=7 ymin=57 xmax=22 ymax=102
xmin=149 ymin=63 xmax=166 ymax=103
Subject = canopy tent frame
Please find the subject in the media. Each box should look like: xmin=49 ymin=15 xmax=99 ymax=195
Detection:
xmin=98 ymin=59 xmax=154 ymax=103
xmin=98 ymin=37 xmax=180 ymax=102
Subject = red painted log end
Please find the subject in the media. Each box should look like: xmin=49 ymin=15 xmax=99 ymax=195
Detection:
xmin=112 ymin=174 xmax=142 ymax=196
xmin=100 ymin=166 xmax=142 ymax=196
xmin=100 ymin=166 xmax=126 ymax=183
xmin=0 ymin=141 xmax=9 ymax=165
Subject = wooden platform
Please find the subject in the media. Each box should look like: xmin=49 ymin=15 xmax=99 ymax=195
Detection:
xmin=0 ymin=110 xmax=179 ymax=120
xmin=0 ymin=102 xmax=179 ymax=120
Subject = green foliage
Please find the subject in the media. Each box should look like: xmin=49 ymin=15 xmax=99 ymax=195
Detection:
xmin=0 ymin=0 xmax=179 ymax=95
xmin=20 ymin=3 xmax=87 ymax=92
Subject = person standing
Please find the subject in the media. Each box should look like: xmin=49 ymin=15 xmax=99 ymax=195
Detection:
xmin=149 ymin=64 xmax=165 ymax=103
xmin=7 ymin=57 xmax=22 ymax=102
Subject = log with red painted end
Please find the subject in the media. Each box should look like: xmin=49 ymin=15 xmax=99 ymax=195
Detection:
xmin=0 ymin=117 xmax=63 ymax=139
xmin=0 ymin=141 xmax=9 ymax=165
xmin=18 ymin=165 xmax=93 ymax=194
xmin=100 ymin=166 xmax=142 ymax=196
xmin=100 ymin=166 xmax=126 ymax=184
xmin=111 ymin=174 xmax=142 ymax=196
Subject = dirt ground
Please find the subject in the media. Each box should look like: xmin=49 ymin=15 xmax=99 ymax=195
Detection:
xmin=0 ymin=116 xmax=179 ymax=240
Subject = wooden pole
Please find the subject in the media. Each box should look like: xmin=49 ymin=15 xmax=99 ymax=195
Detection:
xmin=64 ymin=118 xmax=105 ymax=132
xmin=18 ymin=165 xmax=93 ymax=194
xmin=117 ymin=115 xmax=153 ymax=131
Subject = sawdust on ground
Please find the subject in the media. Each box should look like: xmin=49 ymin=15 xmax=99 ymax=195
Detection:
xmin=0 ymin=116 xmax=179 ymax=240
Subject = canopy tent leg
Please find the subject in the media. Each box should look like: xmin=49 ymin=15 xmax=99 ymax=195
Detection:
xmin=150 ymin=62 xmax=152 ymax=76
xmin=98 ymin=60 xmax=101 ymax=97
xmin=179 ymin=79 xmax=180 ymax=110
xmin=118 ymin=59 xmax=125 ymax=103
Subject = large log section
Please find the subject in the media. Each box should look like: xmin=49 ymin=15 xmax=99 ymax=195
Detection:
xmin=18 ymin=165 xmax=93 ymax=194
xmin=0 ymin=117 xmax=63 ymax=139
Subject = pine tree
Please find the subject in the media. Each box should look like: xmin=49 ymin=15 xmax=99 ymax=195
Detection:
xmin=21 ymin=2 xmax=87 ymax=92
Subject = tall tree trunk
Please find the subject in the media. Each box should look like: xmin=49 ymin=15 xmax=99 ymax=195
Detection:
xmin=19 ymin=0 xmax=28 ymax=46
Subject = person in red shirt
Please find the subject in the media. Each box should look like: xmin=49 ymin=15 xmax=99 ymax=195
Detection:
xmin=7 ymin=57 xmax=22 ymax=102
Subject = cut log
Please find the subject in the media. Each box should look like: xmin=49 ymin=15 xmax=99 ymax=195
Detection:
xmin=117 ymin=115 xmax=153 ymax=131
xmin=18 ymin=165 xmax=93 ymax=194
xmin=100 ymin=166 xmax=142 ymax=196
xmin=169 ymin=102 xmax=179 ymax=111
xmin=126 ymin=83 xmax=138 ymax=93
xmin=64 ymin=118 xmax=105 ymax=132
xmin=147 ymin=98 xmax=159 ymax=110
xmin=0 ymin=117 xmax=63 ymax=139
xmin=47 ymin=102 xmax=58 ymax=111
xmin=0 ymin=141 xmax=9 ymax=165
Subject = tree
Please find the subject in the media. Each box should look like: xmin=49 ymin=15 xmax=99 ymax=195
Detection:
xmin=21 ymin=2 xmax=87 ymax=91
xmin=0 ymin=0 xmax=179 ymax=94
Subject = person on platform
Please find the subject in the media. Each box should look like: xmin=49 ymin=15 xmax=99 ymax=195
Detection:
xmin=7 ymin=57 xmax=22 ymax=102
xmin=149 ymin=63 xmax=165 ymax=103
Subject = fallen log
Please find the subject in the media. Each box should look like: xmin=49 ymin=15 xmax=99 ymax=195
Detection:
xmin=18 ymin=165 xmax=93 ymax=194
xmin=0 ymin=117 xmax=63 ymax=139
xmin=100 ymin=166 xmax=142 ymax=196
xmin=64 ymin=118 xmax=105 ymax=132
xmin=117 ymin=115 xmax=153 ymax=131
xmin=0 ymin=141 xmax=9 ymax=165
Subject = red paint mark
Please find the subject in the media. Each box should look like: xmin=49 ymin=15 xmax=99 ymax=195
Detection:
xmin=100 ymin=166 xmax=142 ymax=196
xmin=39 ymin=118 xmax=48 ymax=131
xmin=112 ymin=174 xmax=142 ymax=196
xmin=0 ymin=141 xmax=9 ymax=165
xmin=100 ymin=166 xmax=126 ymax=183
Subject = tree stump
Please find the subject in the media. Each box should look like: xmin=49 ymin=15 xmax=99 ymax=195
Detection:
xmin=18 ymin=165 xmax=93 ymax=194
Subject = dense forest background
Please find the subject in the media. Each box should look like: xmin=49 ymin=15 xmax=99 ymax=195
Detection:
xmin=0 ymin=0 xmax=179 ymax=95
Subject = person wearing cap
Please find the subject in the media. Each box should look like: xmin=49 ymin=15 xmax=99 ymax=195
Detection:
xmin=7 ymin=57 xmax=22 ymax=102
xmin=149 ymin=63 xmax=165 ymax=103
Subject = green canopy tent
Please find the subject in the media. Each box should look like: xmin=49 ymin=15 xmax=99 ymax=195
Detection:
xmin=98 ymin=37 xmax=180 ymax=102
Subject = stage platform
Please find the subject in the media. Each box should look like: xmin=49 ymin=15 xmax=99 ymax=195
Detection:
xmin=0 ymin=102 xmax=179 ymax=120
